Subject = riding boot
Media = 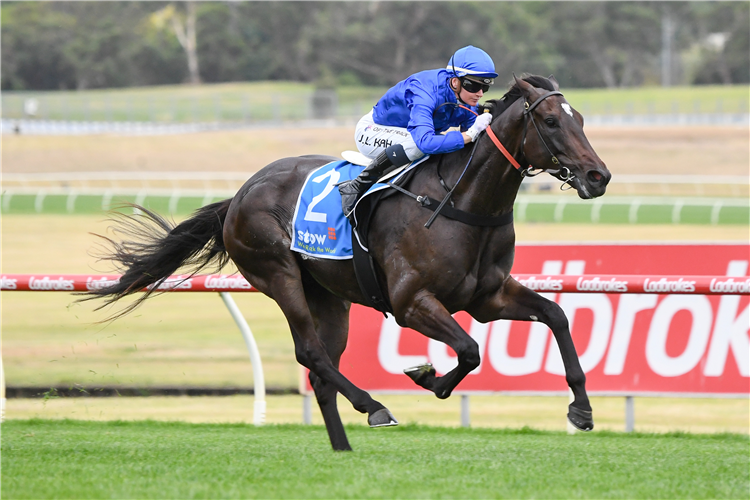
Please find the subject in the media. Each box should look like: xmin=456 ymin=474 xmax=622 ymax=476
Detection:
xmin=339 ymin=150 xmax=394 ymax=218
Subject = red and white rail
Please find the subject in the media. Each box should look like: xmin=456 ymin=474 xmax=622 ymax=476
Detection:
xmin=0 ymin=273 xmax=266 ymax=425
xmin=1 ymin=273 xmax=748 ymax=295
xmin=0 ymin=274 xmax=256 ymax=292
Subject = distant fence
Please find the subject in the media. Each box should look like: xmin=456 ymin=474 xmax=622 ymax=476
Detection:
xmin=0 ymin=89 xmax=358 ymax=133
xmin=2 ymin=173 xmax=748 ymax=224
xmin=2 ymin=191 xmax=748 ymax=225
xmin=582 ymin=113 xmax=748 ymax=127
xmin=1 ymin=89 xmax=345 ymax=123
xmin=2 ymin=88 xmax=748 ymax=134
xmin=3 ymin=115 xmax=748 ymax=136
xmin=4 ymin=172 xmax=748 ymax=197
xmin=1 ymin=117 xmax=353 ymax=136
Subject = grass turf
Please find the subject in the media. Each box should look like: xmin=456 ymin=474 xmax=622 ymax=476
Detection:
xmin=2 ymin=419 xmax=748 ymax=499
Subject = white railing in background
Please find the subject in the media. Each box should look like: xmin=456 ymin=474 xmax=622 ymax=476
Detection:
xmin=2 ymin=114 xmax=748 ymax=136
xmin=3 ymin=171 xmax=249 ymax=190
xmin=3 ymin=172 xmax=748 ymax=198
xmin=1 ymin=118 xmax=357 ymax=136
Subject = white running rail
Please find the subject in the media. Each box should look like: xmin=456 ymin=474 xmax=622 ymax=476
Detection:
xmin=3 ymin=172 xmax=748 ymax=196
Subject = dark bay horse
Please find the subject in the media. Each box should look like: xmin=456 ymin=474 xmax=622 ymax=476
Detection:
xmin=85 ymin=75 xmax=610 ymax=451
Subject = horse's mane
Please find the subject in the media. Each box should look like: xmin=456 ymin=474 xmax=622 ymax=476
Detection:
xmin=480 ymin=75 xmax=556 ymax=118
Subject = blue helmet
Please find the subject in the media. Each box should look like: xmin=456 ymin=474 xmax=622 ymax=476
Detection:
xmin=446 ymin=45 xmax=498 ymax=79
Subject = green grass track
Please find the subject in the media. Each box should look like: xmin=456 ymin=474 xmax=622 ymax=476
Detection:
xmin=3 ymin=419 xmax=748 ymax=499
xmin=2 ymin=191 xmax=748 ymax=225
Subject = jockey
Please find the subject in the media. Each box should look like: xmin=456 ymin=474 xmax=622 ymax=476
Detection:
xmin=339 ymin=45 xmax=497 ymax=218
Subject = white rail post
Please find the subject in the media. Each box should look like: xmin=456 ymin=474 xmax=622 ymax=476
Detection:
xmin=218 ymin=292 xmax=266 ymax=425
xmin=303 ymin=394 xmax=313 ymax=425
xmin=625 ymin=396 xmax=635 ymax=433
xmin=460 ymin=394 xmax=471 ymax=428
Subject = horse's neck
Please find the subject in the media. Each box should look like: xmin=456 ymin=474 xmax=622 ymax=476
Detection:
xmin=449 ymin=111 xmax=525 ymax=216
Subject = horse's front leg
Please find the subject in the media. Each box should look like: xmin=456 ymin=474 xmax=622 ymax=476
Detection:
xmin=470 ymin=277 xmax=593 ymax=431
xmin=398 ymin=291 xmax=481 ymax=399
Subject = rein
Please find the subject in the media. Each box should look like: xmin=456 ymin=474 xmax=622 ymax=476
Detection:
xmin=422 ymin=111 xmax=483 ymax=229
xmin=388 ymin=89 xmax=574 ymax=229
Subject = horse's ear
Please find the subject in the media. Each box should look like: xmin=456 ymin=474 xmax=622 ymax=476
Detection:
xmin=513 ymin=73 xmax=534 ymax=96
xmin=548 ymin=74 xmax=560 ymax=91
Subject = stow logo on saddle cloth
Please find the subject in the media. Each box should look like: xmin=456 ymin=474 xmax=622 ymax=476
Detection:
xmin=290 ymin=159 xmax=427 ymax=259
xmin=291 ymin=161 xmax=363 ymax=259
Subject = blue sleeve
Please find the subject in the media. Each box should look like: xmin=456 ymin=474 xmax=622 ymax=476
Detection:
xmin=404 ymin=81 xmax=465 ymax=155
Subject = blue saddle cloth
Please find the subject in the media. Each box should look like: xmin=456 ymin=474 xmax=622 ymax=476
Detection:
xmin=290 ymin=161 xmax=361 ymax=260
xmin=290 ymin=158 xmax=426 ymax=260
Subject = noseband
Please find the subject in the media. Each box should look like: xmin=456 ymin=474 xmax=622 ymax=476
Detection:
xmin=486 ymin=90 xmax=575 ymax=189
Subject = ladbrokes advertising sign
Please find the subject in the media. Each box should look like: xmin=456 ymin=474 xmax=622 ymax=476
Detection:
xmin=332 ymin=244 xmax=749 ymax=396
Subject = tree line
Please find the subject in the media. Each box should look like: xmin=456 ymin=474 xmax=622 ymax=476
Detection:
xmin=2 ymin=1 xmax=747 ymax=91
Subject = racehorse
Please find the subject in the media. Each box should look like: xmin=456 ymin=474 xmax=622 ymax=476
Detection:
xmin=83 ymin=75 xmax=611 ymax=451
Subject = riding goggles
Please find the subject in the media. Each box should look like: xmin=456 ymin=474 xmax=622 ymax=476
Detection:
xmin=460 ymin=76 xmax=494 ymax=93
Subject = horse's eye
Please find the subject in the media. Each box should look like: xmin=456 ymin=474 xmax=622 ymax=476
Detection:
xmin=545 ymin=117 xmax=557 ymax=127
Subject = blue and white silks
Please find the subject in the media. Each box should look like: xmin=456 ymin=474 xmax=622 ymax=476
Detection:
xmin=290 ymin=158 xmax=427 ymax=260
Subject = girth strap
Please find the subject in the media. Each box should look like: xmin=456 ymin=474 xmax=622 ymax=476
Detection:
xmin=351 ymin=227 xmax=393 ymax=315
xmin=419 ymin=196 xmax=514 ymax=227
xmin=387 ymin=183 xmax=514 ymax=227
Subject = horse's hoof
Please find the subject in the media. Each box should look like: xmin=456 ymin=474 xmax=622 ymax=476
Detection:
xmin=567 ymin=405 xmax=594 ymax=432
xmin=435 ymin=388 xmax=452 ymax=400
xmin=368 ymin=408 xmax=398 ymax=428
xmin=404 ymin=363 xmax=436 ymax=387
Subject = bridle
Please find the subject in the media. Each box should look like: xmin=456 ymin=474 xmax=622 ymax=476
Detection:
xmin=485 ymin=90 xmax=576 ymax=190
xmin=416 ymin=88 xmax=577 ymax=228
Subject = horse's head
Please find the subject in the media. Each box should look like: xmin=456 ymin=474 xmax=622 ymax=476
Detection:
xmin=512 ymin=75 xmax=611 ymax=199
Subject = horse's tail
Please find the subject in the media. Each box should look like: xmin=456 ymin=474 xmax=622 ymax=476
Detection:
xmin=80 ymin=199 xmax=232 ymax=320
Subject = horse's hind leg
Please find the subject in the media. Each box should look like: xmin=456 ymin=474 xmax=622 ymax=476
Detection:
xmin=235 ymin=260 xmax=394 ymax=447
xmin=303 ymin=277 xmax=354 ymax=451
xmin=471 ymin=277 xmax=593 ymax=431
xmin=308 ymin=370 xmax=349 ymax=451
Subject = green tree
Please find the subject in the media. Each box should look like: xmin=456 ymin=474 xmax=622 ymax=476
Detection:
xmin=688 ymin=2 xmax=750 ymax=84
xmin=196 ymin=2 xmax=273 ymax=82
xmin=2 ymin=1 xmax=747 ymax=91
xmin=148 ymin=2 xmax=201 ymax=84
xmin=61 ymin=2 xmax=146 ymax=89
xmin=1 ymin=2 xmax=77 ymax=90
xmin=545 ymin=2 xmax=662 ymax=88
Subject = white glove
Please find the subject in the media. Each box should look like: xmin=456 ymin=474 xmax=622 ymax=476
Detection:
xmin=465 ymin=112 xmax=493 ymax=142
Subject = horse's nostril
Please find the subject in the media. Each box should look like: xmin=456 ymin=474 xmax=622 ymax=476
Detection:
xmin=587 ymin=170 xmax=604 ymax=185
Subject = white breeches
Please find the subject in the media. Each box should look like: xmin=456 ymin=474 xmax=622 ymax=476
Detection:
xmin=354 ymin=111 xmax=426 ymax=162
